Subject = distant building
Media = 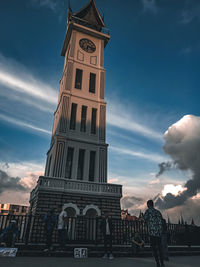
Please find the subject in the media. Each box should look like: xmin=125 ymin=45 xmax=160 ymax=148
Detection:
xmin=0 ymin=203 xmax=29 ymax=215
xmin=121 ymin=209 xmax=138 ymax=221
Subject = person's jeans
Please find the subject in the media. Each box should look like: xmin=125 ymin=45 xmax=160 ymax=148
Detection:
xmin=150 ymin=236 xmax=164 ymax=266
xmin=46 ymin=229 xmax=53 ymax=249
xmin=104 ymin=234 xmax=112 ymax=254
xmin=161 ymin=233 xmax=169 ymax=260
xmin=58 ymin=229 xmax=66 ymax=250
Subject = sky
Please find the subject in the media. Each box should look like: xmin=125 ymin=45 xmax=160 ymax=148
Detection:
xmin=0 ymin=0 xmax=200 ymax=224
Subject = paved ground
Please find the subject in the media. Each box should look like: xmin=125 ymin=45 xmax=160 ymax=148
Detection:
xmin=0 ymin=256 xmax=199 ymax=267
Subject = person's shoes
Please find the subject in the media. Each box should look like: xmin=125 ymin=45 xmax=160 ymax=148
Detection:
xmin=43 ymin=248 xmax=49 ymax=252
xmin=109 ymin=254 xmax=114 ymax=260
xmin=102 ymin=253 xmax=108 ymax=259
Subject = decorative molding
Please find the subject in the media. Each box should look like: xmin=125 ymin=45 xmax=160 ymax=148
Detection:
xmin=63 ymin=202 xmax=80 ymax=216
xmin=100 ymin=40 xmax=104 ymax=67
xmin=69 ymin=31 xmax=76 ymax=57
xmin=90 ymin=56 xmax=97 ymax=65
xmin=99 ymin=105 xmax=106 ymax=141
xmin=77 ymin=50 xmax=84 ymax=61
xmin=65 ymin=62 xmax=73 ymax=90
xmin=82 ymin=204 xmax=101 ymax=216
xmin=100 ymin=71 xmax=105 ymax=99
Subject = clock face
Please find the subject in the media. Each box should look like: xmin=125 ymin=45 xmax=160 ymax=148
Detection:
xmin=79 ymin=38 xmax=96 ymax=53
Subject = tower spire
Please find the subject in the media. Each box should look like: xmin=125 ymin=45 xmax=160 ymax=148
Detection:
xmin=68 ymin=0 xmax=72 ymax=12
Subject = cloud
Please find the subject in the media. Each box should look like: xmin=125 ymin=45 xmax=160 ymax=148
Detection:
xmin=0 ymin=113 xmax=51 ymax=135
xmin=0 ymin=62 xmax=57 ymax=105
xmin=107 ymin=101 xmax=163 ymax=142
xmin=156 ymin=161 xmax=175 ymax=177
xmin=142 ymin=0 xmax=157 ymax=14
xmin=110 ymin=145 xmax=167 ymax=163
xmin=181 ymin=4 xmax=200 ymax=24
xmin=121 ymin=195 xmax=144 ymax=209
xmin=0 ymin=170 xmax=28 ymax=194
xmin=0 ymin=162 xmax=44 ymax=205
xmin=30 ymin=0 xmax=60 ymax=12
xmin=156 ymin=115 xmax=200 ymax=209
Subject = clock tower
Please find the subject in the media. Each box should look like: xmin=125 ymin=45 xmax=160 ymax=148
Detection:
xmin=30 ymin=0 xmax=122 ymax=219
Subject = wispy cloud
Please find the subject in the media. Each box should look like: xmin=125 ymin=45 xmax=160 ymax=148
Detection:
xmin=107 ymin=101 xmax=163 ymax=142
xmin=142 ymin=0 xmax=157 ymax=14
xmin=110 ymin=146 xmax=167 ymax=163
xmin=0 ymin=113 xmax=51 ymax=135
xmin=0 ymin=54 xmax=164 ymax=143
xmin=181 ymin=4 xmax=200 ymax=24
xmin=30 ymin=0 xmax=60 ymax=12
xmin=0 ymin=70 xmax=57 ymax=105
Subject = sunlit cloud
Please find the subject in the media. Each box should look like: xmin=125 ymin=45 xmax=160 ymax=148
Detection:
xmin=162 ymin=184 xmax=186 ymax=197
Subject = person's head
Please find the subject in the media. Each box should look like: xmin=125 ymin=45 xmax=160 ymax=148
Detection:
xmin=147 ymin=199 xmax=154 ymax=208
xmin=104 ymin=211 xmax=109 ymax=218
xmin=58 ymin=205 xmax=63 ymax=213
xmin=50 ymin=208 xmax=55 ymax=214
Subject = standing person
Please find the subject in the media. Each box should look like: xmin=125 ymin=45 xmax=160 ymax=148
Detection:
xmin=161 ymin=219 xmax=169 ymax=261
xmin=43 ymin=208 xmax=57 ymax=252
xmin=101 ymin=212 xmax=114 ymax=260
xmin=143 ymin=200 xmax=164 ymax=267
xmin=57 ymin=205 xmax=67 ymax=251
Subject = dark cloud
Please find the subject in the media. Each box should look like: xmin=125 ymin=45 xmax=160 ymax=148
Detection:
xmin=0 ymin=169 xmax=28 ymax=194
xmin=121 ymin=196 xmax=144 ymax=209
xmin=156 ymin=162 xmax=174 ymax=177
xmin=155 ymin=115 xmax=200 ymax=209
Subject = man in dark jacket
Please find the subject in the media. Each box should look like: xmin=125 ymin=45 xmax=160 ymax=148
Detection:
xmin=143 ymin=200 xmax=164 ymax=267
xmin=100 ymin=213 xmax=114 ymax=260
xmin=43 ymin=208 xmax=57 ymax=252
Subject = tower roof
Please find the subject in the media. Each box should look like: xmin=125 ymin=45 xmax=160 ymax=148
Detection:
xmin=69 ymin=0 xmax=105 ymax=30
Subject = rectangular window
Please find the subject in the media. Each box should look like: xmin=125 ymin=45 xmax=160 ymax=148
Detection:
xmin=89 ymin=151 xmax=96 ymax=182
xmin=89 ymin=73 xmax=96 ymax=93
xmin=70 ymin=103 xmax=77 ymax=130
xmin=91 ymin=108 xmax=97 ymax=134
xmin=77 ymin=149 xmax=85 ymax=180
xmin=75 ymin=68 xmax=83 ymax=89
xmin=80 ymin=105 xmax=87 ymax=132
xmin=65 ymin=147 xmax=74 ymax=179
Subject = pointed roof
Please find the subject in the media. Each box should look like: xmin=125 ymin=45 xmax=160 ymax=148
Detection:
xmin=72 ymin=0 xmax=105 ymax=29
xmin=191 ymin=218 xmax=195 ymax=226
xmin=167 ymin=216 xmax=171 ymax=224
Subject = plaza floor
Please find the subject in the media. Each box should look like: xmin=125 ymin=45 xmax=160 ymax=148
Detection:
xmin=0 ymin=256 xmax=199 ymax=267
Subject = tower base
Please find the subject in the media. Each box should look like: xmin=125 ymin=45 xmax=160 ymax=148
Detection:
xmin=30 ymin=176 xmax=122 ymax=218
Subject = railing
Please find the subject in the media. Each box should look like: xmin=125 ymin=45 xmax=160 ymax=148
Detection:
xmin=70 ymin=15 xmax=110 ymax=35
xmin=0 ymin=214 xmax=200 ymax=247
xmin=30 ymin=176 xmax=122 ymax=201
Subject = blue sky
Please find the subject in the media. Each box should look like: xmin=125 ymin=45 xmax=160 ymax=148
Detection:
xmin=0 ymin=0 xmax=200 ymax=222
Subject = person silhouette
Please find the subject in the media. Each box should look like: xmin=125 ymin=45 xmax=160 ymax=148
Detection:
xmin=143 ymin=200 xmax=164 ymax=267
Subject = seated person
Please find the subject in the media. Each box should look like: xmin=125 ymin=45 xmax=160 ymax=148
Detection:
xmin=131 ymin=232 xmax=144 ymax=255
xmin=0 ymin=220 xmax=19 ymax=247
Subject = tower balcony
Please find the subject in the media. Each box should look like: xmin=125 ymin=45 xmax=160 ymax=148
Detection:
xmin=30 ymin=176 xmax=122 ymax=201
